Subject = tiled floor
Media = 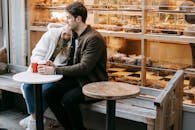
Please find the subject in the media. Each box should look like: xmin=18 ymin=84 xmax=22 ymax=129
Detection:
xmin=0 ymin=110 xmax=64 ymax=130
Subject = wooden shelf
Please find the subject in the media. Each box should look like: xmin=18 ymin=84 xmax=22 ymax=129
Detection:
xmin=34 ymin=4 xmax=142 ymax=13
xmin=29 ymin=26 xmax=195 ymax=42
xmin=108 ymin=61 xmax=142 ymax=69
xmin=90 ymin=10 xmax=142 ymax=15
xmin=88 ymin=8 xmax=142 ymax=12
xmin=148 ymin=10 xmax=195 ymax=14
xmin=146 ymin=6 xmax=195 ymax=14
xmin=30 ymin=26 xmax=47 ymax=32
xmin=34 ymin=4 xmax=66 ymax=10
xmin=98 ymin=30 xmax=142 ymax=39
xmin=30 ymin=26 xmax=142 ymax=39
xmin=144 ymin=34 xmax=195 ymax=43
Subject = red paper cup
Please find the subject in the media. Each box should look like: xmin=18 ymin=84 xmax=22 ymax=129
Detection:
xmin=31 ymin=63 xmax=38 ymax=73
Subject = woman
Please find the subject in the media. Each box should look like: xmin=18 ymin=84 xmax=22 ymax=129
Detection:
xmin=19 ymin=23 xmax=72 ymax=130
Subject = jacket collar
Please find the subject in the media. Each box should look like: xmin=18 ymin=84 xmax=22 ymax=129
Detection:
xmin=79 ymin=25 xmax=91 ymax=38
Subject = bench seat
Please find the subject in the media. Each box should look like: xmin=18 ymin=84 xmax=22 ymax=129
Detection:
xmin=0 ymin=73 xmax=22 ymax=94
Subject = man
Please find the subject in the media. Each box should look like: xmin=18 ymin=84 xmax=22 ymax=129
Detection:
xmin=40 ymin=2 xmax=108 ymax=130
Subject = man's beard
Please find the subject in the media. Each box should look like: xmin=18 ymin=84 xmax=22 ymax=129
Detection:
xmin=71 ymin=23 xmax=79 ymax=32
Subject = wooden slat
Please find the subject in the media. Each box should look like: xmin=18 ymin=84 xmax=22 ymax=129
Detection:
xmin=140 ymin=86 xmax=161 ymax=97
xmin=82 ymin=100 xmax=156 ymax=125
xmin=118 ymin=98 xmax=156 ymax=110
xmin=174 ymin=71 xmax=183 ymax=130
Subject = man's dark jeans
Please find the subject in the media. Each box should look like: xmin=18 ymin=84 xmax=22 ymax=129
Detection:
xmin=45 ymin=77 xmax=86 ymax=130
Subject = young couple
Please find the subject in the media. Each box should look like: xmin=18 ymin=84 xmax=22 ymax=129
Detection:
xmin=19 ymin=2 xmax=108 ymax=130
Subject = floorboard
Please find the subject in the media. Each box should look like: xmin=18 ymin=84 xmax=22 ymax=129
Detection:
xmin=0 ymin=110 xmax=64 ymax=130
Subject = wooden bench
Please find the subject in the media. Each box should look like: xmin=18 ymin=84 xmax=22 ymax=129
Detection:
xmin=81 ymin=70 xmax=184 ymax=130
xmin=0 ymin=65 xmax=184 ymax=130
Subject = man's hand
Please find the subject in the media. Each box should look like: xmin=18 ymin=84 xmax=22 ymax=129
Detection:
xmin=38 ymin=65 xmax=55 ymax=75
xmin=46 ymin=60 xmax=55 ymax=66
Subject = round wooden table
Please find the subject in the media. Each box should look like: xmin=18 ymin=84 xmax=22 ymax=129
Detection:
xmin=13 ymin=71 xmax=63 ymax=130
xmin=82 ymin=81 xmax=140 ymax=130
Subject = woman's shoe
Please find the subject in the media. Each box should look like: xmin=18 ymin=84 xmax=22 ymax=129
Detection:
xmin=19 ymin=116 xmax=30 ymax=128
xmin=26 ymin=117 xmax=36 ymax=130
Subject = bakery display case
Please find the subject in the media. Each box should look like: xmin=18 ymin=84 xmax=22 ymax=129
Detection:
xmin=28 ymin=0 xmax=195 ymax=106
xmin=144 ymin=0 xmax=195 ymax=106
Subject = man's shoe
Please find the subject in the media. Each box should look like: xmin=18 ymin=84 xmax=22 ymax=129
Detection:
xmin=19 ymin=116 xmax=30 ymax=128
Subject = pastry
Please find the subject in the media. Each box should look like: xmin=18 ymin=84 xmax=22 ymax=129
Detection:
xmin=108 ymin=0 xmax=117 ymax=4
xmin=185 ymin=68 xmax=195 ymax=72
xmin=139 ymin=93 xmax=156 ymax=99
xmin=92 ymin=24 xmax=105 ymax=30
xmin=121 ymin=57 xmax=136 ymax=64
xmin=107 ymin=67 xmax=126 ymax=72
xmin=84 ymin=0 xmax=95 ymax=5
xmin=111 ymin=53 xmax=126 ymax=63
xmin=180 ymin=1 xmax=194 ymax=11
xmin=98 ymin=0 xmax=107 ymax=5
xmin=164 ymin=75 xmax=173 ymax=79
xmin=184 ymin=87 xmax=195 ymax=95
xmin=146 ymin=73 xmax=162 ymax=80
xmin=146 ymin=79 xmax=167 ymax=89
xmin=123 ymin=24 xmax=141 ymax=33
xmin=159 ymin=0 xmax=169 ymax=10
xmin=183 ymin=99 xmax=195 ymax=105
xmin=111 ymin=25 xmax=123 ymax=31
xmin=98 ymin=15 xmax=107 ymax=24
xmin=168 ymin=0 xmax=177 ymax=10
xmin=124 ymin=76 xmax=141 ymax=82
xmin=184 ymin=26 xmax=195 ymax=36
xmin=110 ymin=71 xmax=133 ymax=77
xmin=184 ymin=79 xmax=190 ymax=86
xmin=159 ymin=0 xmax=176 ymax=10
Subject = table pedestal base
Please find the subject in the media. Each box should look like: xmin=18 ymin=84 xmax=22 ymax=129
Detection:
xmin=34 ymin=84 xmax=43 ymax=130
xmin=106 ymin=100 xmax=116 ymax=130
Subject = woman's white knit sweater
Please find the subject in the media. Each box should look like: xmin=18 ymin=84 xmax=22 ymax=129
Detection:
xmin=27 ymin=23 xmax=67 ymax=71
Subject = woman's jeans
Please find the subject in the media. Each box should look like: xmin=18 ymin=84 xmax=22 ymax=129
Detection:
xmin=22 ymin=83 xmax=54 ymax=114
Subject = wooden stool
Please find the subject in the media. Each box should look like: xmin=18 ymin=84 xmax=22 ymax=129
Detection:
xmin=82 ymin=81 xmax=140 ymax=130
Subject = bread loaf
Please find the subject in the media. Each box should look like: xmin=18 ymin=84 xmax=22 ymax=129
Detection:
xmin=159 ymin=0 xmax=176 ymax=10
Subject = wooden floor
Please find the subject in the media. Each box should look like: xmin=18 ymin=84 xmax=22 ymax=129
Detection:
xmin=0 ymin=110 xmax=64 ymax=130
